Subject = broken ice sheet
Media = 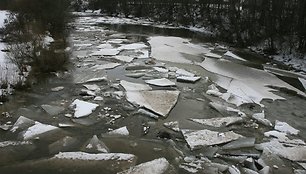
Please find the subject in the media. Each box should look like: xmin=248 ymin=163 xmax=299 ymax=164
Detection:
xmin=204 ymin=52 xmax=222 ymax=59
xmin=118 ymin=43 xmax=148 ymax=50
xmin=224 ymin=51 xmax=247 ymax=61
xmin=145 ymin=78 xmax=176 ymax=87
xmin=90 ymin=49 xmax=120 ymax=56
xmin=113 ymin=55 xmax=135 ymax=62
xmin=148 ymin=36 xmax=210 ymax=64
xmin=107 ymin=126 xmax=129 ymax=136
xmin=10 ymin=116 xmax=35 ymax=133
xmin=177 ymin=76 xmax=201 ymax=83
xmin=83 ymin=84 xmax=100 ymax=92
xmin=163 ymin=121 xmax=180 ymax=132
xmin=264 ymin=130 xmax=305 ymax=145
xmin=199 ymin=58 xmax=306 ymax=106
xmin=181 ymin=129 xmax=243 ymax=150
xmin=252 ymin=111 xmax=272 ymax=127
xmin=49 ymin=136 xmax=79 ymax=155
xmin=22 ymin=122 xmax=60 ymax=140
xmin=120 ymin=80 xmax=152 ymax=91
xmin=41 ymin=104 xmax=65 ymax=116
xmin=91 ymin=63 xmax=121 ymax=71
xmin=256 ymin=139 xmax=306 ymax=161
xmin=70 ymin=99 xmax=99 ymax=118
xmin=274 ymin=120 xmax=299 ymax=135
xmin=118 ymin=158 xmax=171 ymax=174
xmin=126 ymin=90 xmax=180 ymax=117
xmin=82 ymin=135 xmax=109 ymax=153
xmin=222 ymin=137 xmax=255 ymax=150
xmin=176 ymin=68 xmax=195 ymax=77
xmin=190 ymin=117 xmax=244 ymax=127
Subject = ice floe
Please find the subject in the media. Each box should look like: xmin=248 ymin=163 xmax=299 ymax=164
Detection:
xmin=41 ymin=104 xmax=65 ymax=116
xmin=118 ymin=158 xmax=171 ymax=174
xmin=82 ymin=135 xmax=109 ymax=153
xmin=49 ymin=136 xmax=79 ymax=154
xmin=91 ymin=63 xmax=121 ymax=70
xmin=113 ymin=55 xmax=135 ymax=62
xmin=181 ymin=129 xmax=243 ymax=150
xmin=224 ymin=51 xmax=247 ymax=61
xmin=256 ymin=140 xmax=306 ymax=161
xmin=204 ymin=52 xmax=222 ymax=59
xmin=222 ymin=137 xmax=256 ymax=150
xmin=176 ymin=69 xmax=195 ymax=77
xmin=10 ymin=116 xmax=36 ymax=133
xmin=126 ymin=90 xmax=180 ymax=117
xmin=145 ymin=78 xmax=176 ymax=87
xmin=83 ymin=84 xmax=101 ymax=92
xmin=252 ymin=112 xmax=272 ymax=127
xmin=199 ymin=58 xmax=306 ymax=106
xmin=153 ymin=67 xmax=169 ymax=73
xmin=190 ymin=117 xmax=244 ymax=127
xmin=177 ymin=76 xmax=201 ymax=83
xmin=120 ymin=80 xmax=152 ymax=91
xmin=264 ymin=130 xmax=305 ymax=145
xmin=22 ymin=122 xmax=59 ymax=140
xmin=163 ymin=121 xmax=180 ymax=132
xmin=51 ymin=86 xmax=64 ymax=92
xmin=90 ymin=49 xmax=120 ymax=56
xmin=274 ymin=120 xmax=299 ymax=135
xmin=107 ymin=126 xmax=129 ymax=136
xmin=118 ymin=43 xmax=148 ymax=50
xmin=70 ymin=99 xmax=99 ymax=118
xmin=148 ymin=36 xmax=209 ymax=64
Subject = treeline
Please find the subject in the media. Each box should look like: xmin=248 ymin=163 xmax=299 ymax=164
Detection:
xmin=86 ymin=0 xmax=306 ymax=54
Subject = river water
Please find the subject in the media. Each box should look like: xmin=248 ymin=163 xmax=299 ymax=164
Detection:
xmin=0 ymin=12 xmax=306 ymax=174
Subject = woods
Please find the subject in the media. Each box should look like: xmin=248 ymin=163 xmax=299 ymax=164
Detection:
xmin=86 ymin=0 xmax=306 ymax=53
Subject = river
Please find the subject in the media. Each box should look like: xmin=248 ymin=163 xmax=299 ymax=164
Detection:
xmin=0 ymin=12 xmax=306 ymax=174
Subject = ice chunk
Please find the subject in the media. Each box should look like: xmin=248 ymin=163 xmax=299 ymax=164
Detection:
xmin=84 ymin=77 xmax=107 ymax=83
xmin=118 ymin=43 xmax=148 ymax=50
xmin=264 ymin=130 xmax=305 ymax=145
xmin=125 ymin=73 xmax=146 ymax=78
xmin=224 ymin=51 xmax=247 ymax=61
xmin=120 ymin=80 xmax=152 ymax=91
xmin=96 ymin=43 xmax=113 ymax=49
xmin=108 ymin=126 xmax=129 ymax=136
xmin=10 ymin=116 xmax=35 ymax=133
xmin=82 ymin=135 xmax=109 ymax=153
xmin=274 ymin=120 xmax=299 ymax=135
xmin=80 ymin=89 xmax=96 ymax=96
xmin=22 ymin=122 xmax=59 ymax=140
xmin=70 ymin=99 xmax=99 ymax=118
xmin=228 ymin=165 xmax=241 ymax=174
xmin=206 ymin=89 xmax=223 ymax=97
xmin=148 ymin=36 xmax=210 ymax=64
xmin=252 ymin=112 xmax=272 ymax=127
xmin=49 ymin=136 xmax=79 ymax=154
xmin=113 ymin=55 xmax=134 ymax=62
xmin=83 ymin=84 xmax=100 ymax=92
xmin=176 ymin=69 xmax=195 ymax=77
xmin=163 ymin=121 xmax=180 ymax=132
xmin=298 ymin=77 xmax=306 ymax=90
xmin=190 ymin=117 xmax=244 ymax=127
xmin=181 ymin=129 xmax=243 ymax=150
xmin=199 ymin=58 xmax=306 ymax=106
xmin=136 ymin=109 xmax=160 ymax=119
xmin=209 ymin=102 xmax=246 ymax=117
xmin=222 ymin=137 xmax=255 ymax=150
xmin=118 ymin=158 xmax=170 ymax=174
xmin=153 ymin=67 xmax=169 ymax=73
xmin=41 ymin=104 xmax=65 ymax=116
xmin=126 ymin=90 xmax=180 ymax=117
xmin=177 ymin=76 xmax=201 ymax=83
xmin=299 ymin=163 xmax=306 ymax=170
xmin=90 ymin=49 xmax=120 ymax=56
xmin=256 ymin=139 xmax=306 ymax=161
xmin=51 ymin=86 xmax=64 ymax=92
xmin=91 ymin=63 xmax=121 ymax=70
xmin=205 ymin=52 xmax=222 ymax=59
xmin=145 ymin=78 xmax=176 ymax=87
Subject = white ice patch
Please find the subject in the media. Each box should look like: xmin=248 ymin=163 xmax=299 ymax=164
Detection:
xmin=224 ymin=51 xmax=247 ymax=61
xmin=0 ymin=11 xmax=9 ymax=28
xmin=181 ymin=129 xmax=243 ymax=150
xmin=22 ymin=122 xmax=59 ymax=140
xmin=148 ymin=36 xmax=210 ymax=64
xmin=190 ymin=117 xmax=244 ymax=127
xmin=177 ymin=76 xmax=201 ymax=83
xmin=0 ymin=141 xmax=32 ymax=148
xmin=153 ymin=67 xmax=169 ymax=73
xmin=70 ymin=99 xmax=99 ymax=118
xmin=163 ymin=121 xmax=180 ymax=132
xmin=274 ymin=120 xmax=300 ymax=135
xmin=119 ymin=158 xmax=170 ymax=174
xmin=83 ymin=84 xmax=100 ymax=92
xmin=96 ymin=43 xmax=113 ymax=49
xmin=108 ymin=126 xmax=129 ymax=136
xmin=145 ymin=78 xmax=176 ymax=87
xmin=53 ymin=152 xmax=135 ymax=161
xmin=120 ymin=80 xmax=152 ymax=91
